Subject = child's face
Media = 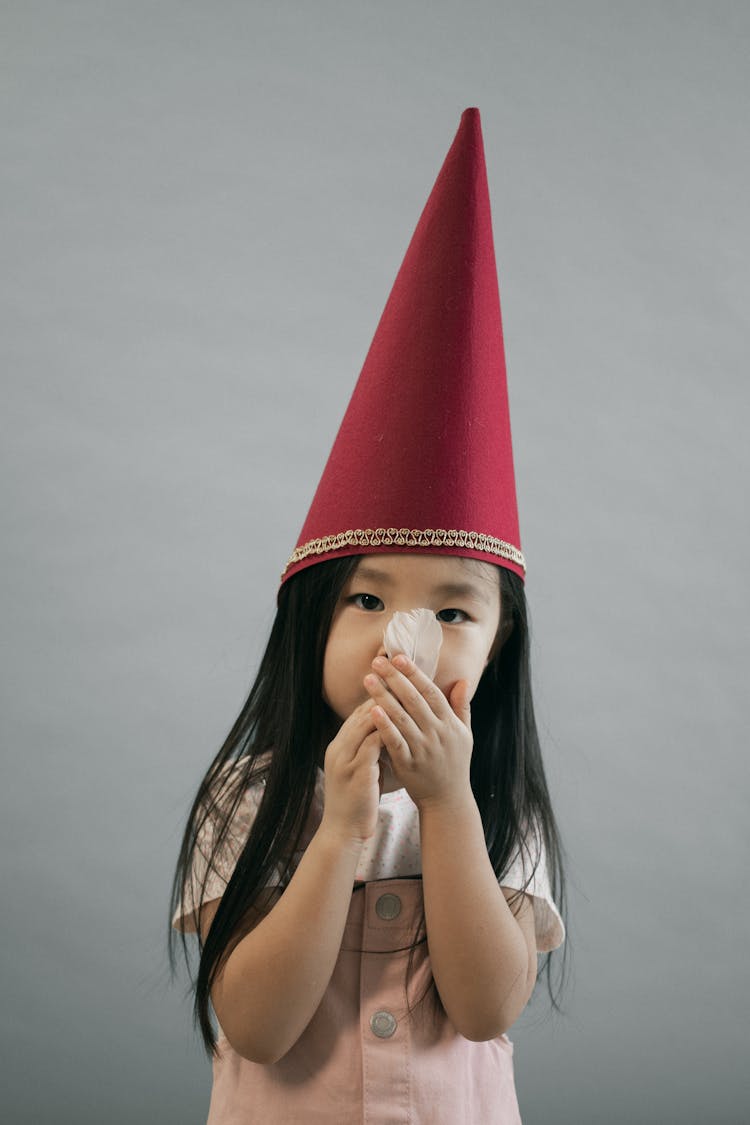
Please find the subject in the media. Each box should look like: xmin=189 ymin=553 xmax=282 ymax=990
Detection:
xmin=322 ymin=553 xmax=502 ymax=725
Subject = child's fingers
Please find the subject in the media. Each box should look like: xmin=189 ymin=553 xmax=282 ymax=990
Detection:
xmin=336 ymin=702 xmax=377 ymax=743
xmin=322 ymin=724 xmax=382 ymax=842
xmin=326 ymin=706 xmax=381 ymax=773
xmin=370 ymin=655 xmax=450 ymax=725
xmin=357 ymin=728 xmax=387 ymax=763
xmin=364 ymin=673 xmax=422 ymax=744
xmin=370 ymin=703 xmax=412 ymax=766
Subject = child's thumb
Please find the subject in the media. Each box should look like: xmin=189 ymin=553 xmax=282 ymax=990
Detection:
xmin=449 ymin=680 xmax=472 ymax=725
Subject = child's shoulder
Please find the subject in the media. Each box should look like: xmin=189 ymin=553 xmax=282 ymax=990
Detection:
xmin=209 ymin=750 xmax=272 ymax=796
xmin=200 ymin=751 xmax=274 ymax=835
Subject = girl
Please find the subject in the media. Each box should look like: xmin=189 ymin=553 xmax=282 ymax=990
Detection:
xmin=169 ymin=108 xmax=568 ymax=1123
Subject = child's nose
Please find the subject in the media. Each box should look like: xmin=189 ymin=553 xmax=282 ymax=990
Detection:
xmin=375 ymin=610 xmax=409 ymax=662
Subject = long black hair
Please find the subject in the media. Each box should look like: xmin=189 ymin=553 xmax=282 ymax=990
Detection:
xmin=167 ymin=553 xmax=570 ymax=1057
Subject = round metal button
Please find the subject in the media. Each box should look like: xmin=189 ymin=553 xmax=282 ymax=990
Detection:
xmin=370 ymin=1010 xmax=397 ymax=1038
xmin=375 ymin=893 xmax=402 ymax=920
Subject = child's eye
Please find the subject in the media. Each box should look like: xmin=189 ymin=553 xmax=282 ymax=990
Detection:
xmin=436 ymin=608 xmax=469 ymax=624
xmin=350 ymin=593 xmax=384 ymax=611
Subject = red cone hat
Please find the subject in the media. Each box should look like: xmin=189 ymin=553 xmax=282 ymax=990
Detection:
xmin=280 ymin=108 xmax=525 ymax=592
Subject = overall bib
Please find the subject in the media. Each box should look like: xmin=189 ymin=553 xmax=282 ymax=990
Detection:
xmin=207 ymin=877 xmax=522 ymax=1124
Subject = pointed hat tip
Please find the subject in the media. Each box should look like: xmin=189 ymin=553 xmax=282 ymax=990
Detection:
xmin=460 ymin=106 xmax=481 ymax=124
xmin=458 ymin=107 xmax=483 ymax=143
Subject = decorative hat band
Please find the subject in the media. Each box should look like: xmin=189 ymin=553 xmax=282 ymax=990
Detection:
xmin=280 ymin=526 xmax=526 ymax=583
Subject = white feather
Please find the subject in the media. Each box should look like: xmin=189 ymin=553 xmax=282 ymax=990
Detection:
xmin=383 ymin=608 xmax=443 ymax=679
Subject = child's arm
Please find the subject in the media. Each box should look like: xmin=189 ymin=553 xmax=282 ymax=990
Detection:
xmin=204 ymin=704 xmax=383 ymax=1065
xmin=419 ymin=797 xmax=538 ymax=1040
xmin=365 ymin=655 xmax=538 ymax=1040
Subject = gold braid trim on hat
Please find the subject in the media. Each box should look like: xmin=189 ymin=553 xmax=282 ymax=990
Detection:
xmin=280 ymin=527 xmax=526 ymax=581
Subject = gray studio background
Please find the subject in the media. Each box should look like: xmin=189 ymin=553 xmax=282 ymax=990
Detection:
xmin=3 ymin=2 xmax=748 ymax=1123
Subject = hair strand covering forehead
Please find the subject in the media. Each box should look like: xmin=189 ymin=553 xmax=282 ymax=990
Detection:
xmin=278 ymin=108 xmax=524 ymax=599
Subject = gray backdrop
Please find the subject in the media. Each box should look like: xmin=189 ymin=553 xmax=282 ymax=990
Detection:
xmin=2 ymin=2 xmax=748 ymax=1122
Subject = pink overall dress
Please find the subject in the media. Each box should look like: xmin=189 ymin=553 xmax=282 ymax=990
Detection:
xmin=206 ymin=877 xmax=523 ymax=1124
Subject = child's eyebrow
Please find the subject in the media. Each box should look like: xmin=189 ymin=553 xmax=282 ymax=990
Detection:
xmin=351 ymin=565 xmax=492 ymax=605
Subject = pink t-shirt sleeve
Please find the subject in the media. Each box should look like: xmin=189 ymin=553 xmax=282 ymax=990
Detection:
xmin=499 ymin=823 xmax=565 ymax=953
xmin=171 ymin=758 xmax=274 ymax=934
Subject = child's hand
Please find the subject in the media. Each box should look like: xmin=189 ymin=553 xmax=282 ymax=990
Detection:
xmin=320 ymin=700 xmax=383 ymax=847
xmin=364 ymin=655 xmax=475 ymax=810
